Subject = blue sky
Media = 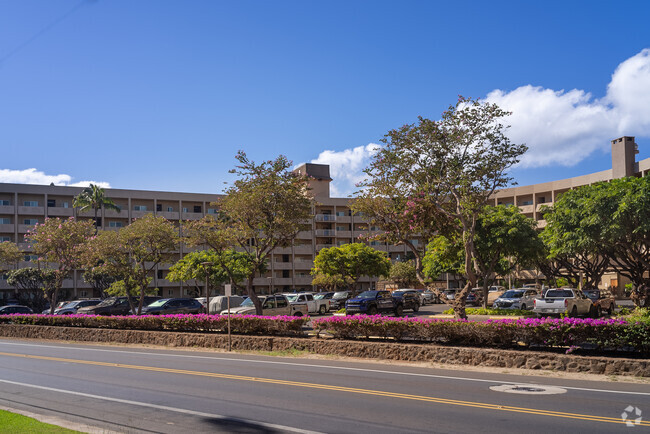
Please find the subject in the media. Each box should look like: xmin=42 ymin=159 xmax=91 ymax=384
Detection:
xmin=1 ymin=0 xmax=650 ymax=196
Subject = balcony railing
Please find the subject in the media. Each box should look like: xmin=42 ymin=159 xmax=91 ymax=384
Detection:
xmin=315 ymin=214 xmax=336 ymax=222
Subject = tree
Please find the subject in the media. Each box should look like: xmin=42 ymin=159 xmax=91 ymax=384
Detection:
xmin=6 ymin=267 xmax=53 ymax=311
xmin=216 ymin=152 xmax=312 ymax=315
xmin=541 ymin=185 xmax=613 ymax=292
xmin=473 ymin=205 xmax=543 ymax=308
xmin=73 ymin=184 xmax=121 ymax=231
xmin=86 ymin=214 xmax=179 ymax=314
xmin=355 ymin=97 xmax=527 ymax=318
xmin=311 ymin=273 xmax=353 ymax=292
xmin=0 ymin=241 xmax=22 ymax=272
xmin=82 ymin=268 xmax=116 ymax=299
xmin=25 ymin=217 xmax=95 ymax=314
xmin=167 ymin=249 xmax=254 ymax=299
xmin=311 ymin=243 xmax=391 ymax=293
xmin=388 ymin=261 xmax=418 ymax=288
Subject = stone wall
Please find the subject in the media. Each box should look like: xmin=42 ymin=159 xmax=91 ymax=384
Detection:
xmin=2 ymin=324 xmax=648 ymax=377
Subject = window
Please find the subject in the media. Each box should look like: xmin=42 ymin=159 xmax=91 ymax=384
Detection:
xmin=282 ymin=270 xmax=290 ymax=278
xmin=23 ymin=201 xmax=38 ymax=207
xmin=0 ymin=236 xmax=10 ymax=242
xmin=538 ymin=197 xmax=546 ymax=204
xmin=24 ymin=254 xmax=38 ymax=262
xmin=182 ymin=207 xmax=188 ymax=213
xmin=335 ymin=211 xmax=346 ymax=217
xmin=47 ymin=199 xmax=56 ymax=207
xmin=156 ymin=204 xmax=162 ymax=212
xmin=157 ymin=270 xmax=164 ymax=279
xmin=193 ymin=205 xmax=201 ymax=213
xmin=167 ymin=206 xmax=174 ymax=212
xmin=167 ymin=289 xmax=174 ymax=296
xmin=370 ymin=241 xmax=381 ymax=246
xmin=276 ymin=297 xmax=287 ymax=308
xmin=134 ymin=205 xmax=147 ymax=211
xmin=521 ymin=200 xmax=533 ymax=206
xmin=79 ymin=290 xmax=88 ymax=298
xmin=108 ymin=221 xmax=123 ymax=228
xmin=207 ymin=208 xmax=217 ymax=214
xmin=62 ymin=202 xmax=69 ymax=208
xmin=0 ymin=218 xmax=10 ymax=224
xmin=23 ymin=219 xmax=38 ymax=225
xmin=0 ymin=200 xmax=10 ymax=206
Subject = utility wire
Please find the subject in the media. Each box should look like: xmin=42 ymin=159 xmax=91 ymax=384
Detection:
xmin=0 ymin=0 xmax=96 ymax=68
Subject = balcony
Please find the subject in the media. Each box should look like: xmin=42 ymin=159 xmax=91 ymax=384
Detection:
xmin=293 ymin=245 xmax=313 ymax=255
xmin=104 ymin=209 xmax=124 ymax=218
xmin=518 ymin=204 xmax=534 ymax=214
xmin=315 ymin=229 xmax=336 ymax=237
xmin=132 ymin=210 xmax=154 ymax=219
xmin=47 ymin=207 xmax=73 ymax=217
xmin=389 ymin=244 xmax=406 ymax=252
xmin=158 ymin=211 xmax=180 ymax=220
xmin=293 ymin=260 xmax=313 ymax=269
xmin=0 ymin=205 xmax=14 ymax=214
xmin=252 ymin=277 xmax=273 ymax=286
xmin=316 ymin=244 xmax=334 ymax=251
xmin=334 ymin=230 xmax=351 ymax=238
xmin=18 ymin=206 xmax=44 ymax=215
xmin=273 ymin=262 xmax=293 ymax=270
xmin=296 ymin=231 xmax=313 ymax=239
xmin=181 ymin=212 xmax=204 ymax=221
xmin=293 ymin=276 xmax=313 ymax=285
xmin=272 ymin=246 xmax=293 ymax=254
xmin=315 ymin=214 xmax=336 ymax=222
xmin=0 ymin=224 xmax=14 ymax=233
xmin=334 ymin=215 xmax=351 ymax=223
xmin=271 ymin=278 xmax=293 ymax=286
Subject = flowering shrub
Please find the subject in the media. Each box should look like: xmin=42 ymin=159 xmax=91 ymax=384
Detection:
xmin=312 ymin=315 xmax=650 ymax=354
xmin=0 ymin=314 xmax=308 ymax=337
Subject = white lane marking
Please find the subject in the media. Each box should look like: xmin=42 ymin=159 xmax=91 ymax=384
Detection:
xmin=0 ymin=340 xmax=648 ymax=397
xmin=0 ymin=378 xmax=320 ymax=434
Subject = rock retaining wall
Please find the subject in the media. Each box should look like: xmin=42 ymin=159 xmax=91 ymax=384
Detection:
xmin=2 ymin=324 xmax=648 ymax=377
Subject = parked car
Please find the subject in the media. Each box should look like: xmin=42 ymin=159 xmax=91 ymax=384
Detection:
xmin=0 ymin=305 xmax=33 ymax=314
xmin=391 ymin=290 xmax=420 ymax=312
xmin=54 ymin=299 xmax=102 ymax=315
xmin=582 ymin=289 xmax=616 ymax=317
xmin=345 ymin=290 xmax=404 ymax=316
xmin=221 ymin=294 xmax=308 ymax=317
xmin=328 ymin=291 xmax=352 ymax=310
xmin=443 ymin=289 xmax=459 ymax=301
xmin=486 ymin=286 xmax=507 ymax=305
xmin=467 ymin=289 xmax=483 ymax=306
xmin=285 ymin=292 xmax=330 ymax=314
xmin=77 ymin=296 xmax=161 ymax=316
xmin=141 ymin=298 xmax=203 ymax=315
xmin=209 ymin=295 xmax=246 ymax=314
xmin=422 ymin=289 xmax=439 ymax=304
xmin=492 ymin=289 xmax=539 ymax=310
xmin=533 ymin=288 xmax=594 ymax=317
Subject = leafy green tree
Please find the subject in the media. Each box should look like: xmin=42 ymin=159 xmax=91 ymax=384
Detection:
xmin=167 ymin=249 xmax=254 ymax=299
xmin=311 ymin=243 xmax=391 ymax=293
xmin=25 ymin=217 xmax=95 ymax=314
xmin=311 ymin=273 xmax=353 ymax=292
xmin=82 ymin=268 xmax=116 ymax=299
xmin=355 ymin=97 xmax=527 ymax=318
xmin=0 ymin=241 xmax=22 ymax=272
xmin=216 ymin=152 xmax=312 ymax=315
xmin=541 ymin=185 xmax=612 ymax=291
xmin=388 ymin=261 xmax=418 ymax=288
xmin=473 ymin=205 xmax=543 ymax=307
xmin=6 ymin=267 xmax=53 ymax=311
xmin=73 ymin=184 xmax=121 ymax=231
xmin=86 ymin=214 xmax=179 ymax=314
xmin=423 ymin=235 xmax=464 ymax=284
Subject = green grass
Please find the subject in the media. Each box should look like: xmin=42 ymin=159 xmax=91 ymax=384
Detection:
xmin=0 ymin=410 xmax=80 ymax=433
xmin=442 ymin=307 xmax=534 ymax=316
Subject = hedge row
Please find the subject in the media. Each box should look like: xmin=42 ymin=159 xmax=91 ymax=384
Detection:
xmin=0 ymin=314 xmax=308 ymax=337
xmin=312 ymin=315 xmax=650 ymax=354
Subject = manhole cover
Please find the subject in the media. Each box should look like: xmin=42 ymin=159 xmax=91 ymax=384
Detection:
xmin=490 ymin=384 xmax=567 ymax=395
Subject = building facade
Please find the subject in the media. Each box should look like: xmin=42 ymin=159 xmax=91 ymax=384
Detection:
xmin=0 ymin=136 xmax=647 ymax=301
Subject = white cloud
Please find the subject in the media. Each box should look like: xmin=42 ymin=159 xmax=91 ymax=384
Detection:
xmin=486 ymin=48 xmax=650 ymax=167
xmin=0 ymin=168 xmax=110 ymax=188
xmin=310 ymin=143 xmax=381 ymax=197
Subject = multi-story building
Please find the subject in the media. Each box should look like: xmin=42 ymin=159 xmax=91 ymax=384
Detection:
xmin=0 ymin=136 xmax=646 ymax=302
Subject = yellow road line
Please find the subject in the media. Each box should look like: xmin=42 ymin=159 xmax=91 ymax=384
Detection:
xmin=0 ymin=351 xmax=647 ymax=427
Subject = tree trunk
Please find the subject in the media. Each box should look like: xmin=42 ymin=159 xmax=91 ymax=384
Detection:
xmin=247 ymin=273 xmax=263 ymax=315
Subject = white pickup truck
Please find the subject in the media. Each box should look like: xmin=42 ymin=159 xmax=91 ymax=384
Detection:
xmin=285 ymin=293 xmax=330 ymax=315
xmin=221 ymin=294 xmax=308 ymax=317
xmin=533 ymin=288 xmax=594 ymax=317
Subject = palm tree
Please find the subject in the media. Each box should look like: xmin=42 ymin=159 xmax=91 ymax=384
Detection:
xmin=73 ymin=184 xmax=120 ymax=231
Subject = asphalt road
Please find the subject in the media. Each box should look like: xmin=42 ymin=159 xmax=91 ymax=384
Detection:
xmin=0 ymin=338 xmax=648 ymax=433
